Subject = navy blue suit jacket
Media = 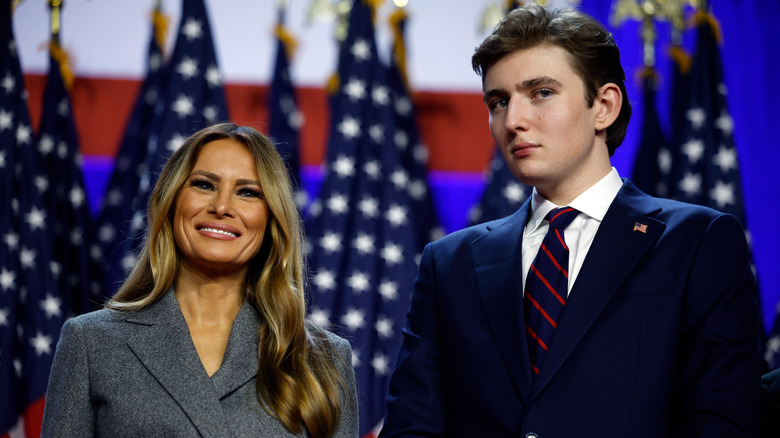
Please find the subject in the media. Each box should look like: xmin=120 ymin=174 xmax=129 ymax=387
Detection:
xmin=381 ymin=180 xmax=761 ymax=437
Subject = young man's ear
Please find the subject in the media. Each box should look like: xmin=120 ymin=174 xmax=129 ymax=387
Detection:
xmin=593 ymin=83 xmax=622 ymax=131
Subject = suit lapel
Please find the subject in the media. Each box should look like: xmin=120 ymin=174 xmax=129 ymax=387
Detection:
xmin=530 ymin=181 xmax=666 ymax=400
xmin=124 ymin=290 xmax=232 ymax=437
xmin=471 ymin=204 xmax=534 ymax=404
xmin=209 ymin=300 xmax=259 ymax=399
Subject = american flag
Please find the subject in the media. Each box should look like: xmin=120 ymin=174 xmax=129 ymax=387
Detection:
xmin=96 ymin=3 xmax=167 ymax=296
xmin=386 ymin=8 xmax=441 ymax=249
xmin=631 ymin=70 xmax=671 ymax=198
xmin=35 ymin=44 xmax=105 ymax=317
xmin=0 ymin=1 xmax=65 ymax=435
xmin=111 ymin=0 xmax=229 ymax=272
xmin=468 ymin=146 xmax=532 ymax=225
xmin=304 ymin=1 xmax=424 ymax=434
xmin=268 ymin=14 xmax=304 ymax=209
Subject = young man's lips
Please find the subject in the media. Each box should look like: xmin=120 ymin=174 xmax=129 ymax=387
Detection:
xmin=511 ymin=142 xmax=539 ymax=157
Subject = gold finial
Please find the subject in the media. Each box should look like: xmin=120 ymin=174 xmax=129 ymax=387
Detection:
xmin=611 ymin=0 xmax=686 ymax=68
xmin=49 ymin=0 xmax=62 ymax=42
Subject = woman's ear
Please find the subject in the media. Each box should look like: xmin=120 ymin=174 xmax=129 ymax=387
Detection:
xmin=593 ymin=83 xmax=622 ymax=131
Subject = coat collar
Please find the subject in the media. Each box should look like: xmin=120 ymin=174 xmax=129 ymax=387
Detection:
xmin=123 ymin=290 xmax=260 ymax=436
xmin=471 ymin=180 xmax=665 ymax=405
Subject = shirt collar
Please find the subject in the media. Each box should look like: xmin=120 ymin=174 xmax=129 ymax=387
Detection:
xmin=527 ymin=167 xmax=623 ymax=233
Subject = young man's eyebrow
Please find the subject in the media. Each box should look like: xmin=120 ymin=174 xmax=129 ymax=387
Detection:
xmin=483 ymin=76 xmax=563 ymax=102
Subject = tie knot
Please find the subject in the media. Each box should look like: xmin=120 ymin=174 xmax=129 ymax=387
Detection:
xmin=546 ymin=207 xmax=579 ymax=230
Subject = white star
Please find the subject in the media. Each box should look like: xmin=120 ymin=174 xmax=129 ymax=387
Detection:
xmin=503 ymin=182 xmax=526 ymax=203
xmin=181 ymin=18 xmax=203 ymax=40
xmin=50 ymin=260 xmax=62 ymax=279
xmin=69 ymin=186 xmax=85 ymax=208
xmin=40 ymin=294 xmax=62 ymax=319
xmin=351 ymin=39 xmax=371 ymax=61
xmin=372 ymin=85 xmax=389 ymax=106
xmin=333 ymin=155 xmax=356 ymax=178
xmin=682 ymin=139 xmax=705 ymax=163
xmin=1 ymin=72 xmax=15 ymax=94
xmin=381 ymin=243 xmax=403 ymax=265
xmin=25 ymin=206 xmax=46 ymax=231
xmin=70 ymin=227 xmax=84 ymax=245
xmin=4 ymin=232 xmax=19 ymax=251
xmin=206 ymin=65 xmax=221 ymax=87
xmin=172 ymin=95 xmax=195 ymax=118
xmin=19 ymin=247 xmax=35 ymax=269
xmin=30 ymin=332 xmax=54 ymax=356
xmin=38 ymin=134 xmax=54 ymax=155
xmin=34 ymin=175 xmax=49 ymax=194
xmin=353 ymin=233 xmax=375 ymax=254
xmin=408 ymin=180 xmax=427 ymax=200
xmin=394 ymin=130 xmax=409 ymax=149
xmin=712 ymin=146 xmax=738 ymax=173
xmin=386 ymin=204 xmax=408 ymax=227
xmin=343 ymin=78 xmax=366 ymax=101
xmin=352 ymin=349 xmax=361 ymax=368
xmin=686 ymin=107 xmax=706 ymax=130
xmin=390 ymin=169 xmax=408 ymax=190
xmin=338 ymin=116 xmax=361 ymax=140
xmin=326 ymin=194 xmax=349 ymax=214
xmin=347 ymin=271 xmax=370 ymax=293
xmin=308 ymin=308 xmax=331 ymax=328
xmin=56 ymin=98 xmax=70 ymax=117
xmin=766 ymin=335 xmax=780 ymax=366
xmin=16 ymin=123 xmax=31 ymax=144
xmin=369 ymin=124 xmax=384 ymax=143
xmin=0 ymin=109 xmax=14 ymax=131
xmin=678 ymin=172 xmax=702 ymax=197
xmin=371 ymin=353 xmax=390 ymax=376
xmin=395 ymin=96 xmax=412 ymax=116
xmin=341 ymin=308 xmax=366 ymax=331
xmin=414 ymin=143 xmax=429 ymax=164
xmin=202 ymin=105 xmax=218 ymax=122
xmin=313 ymin=269 xmax=336 ymax=291
xmin=658 ymin=148 xmax=672 ymax=175
xmin=378 ymin=280 xmax=398 ymax=301
xmin=0 ymin=307 xmax=9 ymax=326
xmin=374 ymin=315 xmax=393 ymax=339
xmin=709 ymin=180 xmax=735 ymax=209
xmin=358 ymin=197 xmax=379 ymax=218
xmin=715 ymin=112 xmax=734 ymax=136
xmin=364 ymin=160 xmax=381 ymax=180
xmin=0 ymin=268 xmax=16 ymax=291
xmin=176 ymin=57 xmax=199 ymax=80
xmin=319 ymin=232 xmax=342 ymax=253
xmin=98 ymin=223 xmax=116 ymax=243
xmin=121 ymin=252 xmax=138 ymax=272
xmin=0 ymin=150 xmax=5 ymax=169
xmin=166 ymin=133 xmax=187 ymax=152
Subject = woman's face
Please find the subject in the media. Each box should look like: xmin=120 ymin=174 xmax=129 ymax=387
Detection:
xmin=173 ymin=139 xmax=270 ymax=276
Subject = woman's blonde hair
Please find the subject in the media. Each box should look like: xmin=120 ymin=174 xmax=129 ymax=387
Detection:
xmin=107 ymin=123 xmax=347 ymax=437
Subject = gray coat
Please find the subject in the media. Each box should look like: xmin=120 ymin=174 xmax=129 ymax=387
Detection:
xmin=41 ymin=290 xmax=359 ymax=437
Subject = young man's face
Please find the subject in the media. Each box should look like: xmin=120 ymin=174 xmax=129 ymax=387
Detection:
xmin=483 ymin=44 xmax=613 ymax=202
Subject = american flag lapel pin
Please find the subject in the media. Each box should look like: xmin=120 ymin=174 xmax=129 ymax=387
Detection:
xmin=633 ymin=222 xmax=648 ymax=233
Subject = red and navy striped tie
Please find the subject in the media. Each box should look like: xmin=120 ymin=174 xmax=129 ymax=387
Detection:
xmin=524 ymin=207 xmax=579 ymax=377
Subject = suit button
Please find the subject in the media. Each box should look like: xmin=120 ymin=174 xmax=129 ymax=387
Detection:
xmin=525 ymin=434 xmax=539 ymax=438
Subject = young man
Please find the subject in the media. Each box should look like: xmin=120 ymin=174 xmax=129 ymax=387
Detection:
xmin=380 ymin=4 xmax=761 ymax=437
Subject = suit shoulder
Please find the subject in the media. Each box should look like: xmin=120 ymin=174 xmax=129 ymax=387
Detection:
xmin=653 ymin=197 xmax=744 ymax=229
xmin=432 ymin=215 xmax=514 ymax=248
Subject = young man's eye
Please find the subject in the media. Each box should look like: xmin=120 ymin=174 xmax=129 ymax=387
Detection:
xmin=533 ymin=89 xmax=554 ymax=99
xmin=488 ymin=98 xmax=508 ymax=111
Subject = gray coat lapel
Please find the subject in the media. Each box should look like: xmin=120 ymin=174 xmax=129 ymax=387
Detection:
xmin=530 ymin=180 xmax=666 ymax=400
xmin=124 ymin=291 xmax=232 ymax=437
xmin=210 ymin=301 xmax=260 ymax=399
xmin=471 ymin=204 xmax=534 ymax=404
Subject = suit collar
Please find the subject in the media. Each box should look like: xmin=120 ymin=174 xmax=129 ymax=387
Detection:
xmin=529 ymin=180 xmax=665 ymax=399
xmin=124 ymin=290 xmax=259 ymax=436
xmin=471 ymin=204 xmax=534 ymax=404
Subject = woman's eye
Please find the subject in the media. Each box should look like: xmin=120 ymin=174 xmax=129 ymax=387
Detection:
xmin=238 ymin=188 xmax=263 ymax=199
xmin=190 ymin=179 xmax=214 ymax=190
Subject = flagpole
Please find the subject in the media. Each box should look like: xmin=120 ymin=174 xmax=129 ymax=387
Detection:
xmin=49 ymin=0 xmax=62 ymax=44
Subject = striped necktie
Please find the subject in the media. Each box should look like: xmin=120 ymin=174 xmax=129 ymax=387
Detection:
xmin=524 ymin=207 xmax=579 ymax=377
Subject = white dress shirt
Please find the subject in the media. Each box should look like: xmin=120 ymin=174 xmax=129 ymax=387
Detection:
xmin=521 ymin=168 xmax=624 ymax=296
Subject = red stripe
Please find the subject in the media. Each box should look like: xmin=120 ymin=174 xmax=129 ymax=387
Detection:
xmin=549 ymin=207 xmax=575 ymax=224
xmin=540 ymin=243 xmax=568 ymax=278
xmin=525 ymin=291 xmax=557 ymax=327
xmin=554 ymin=228 xmax=569 ymax=251
xmin=526 ymin=325 xmax=549 ymax=350
xmin=530 ymin=264 xmax=566 ymax=306
xmin=530 ymin=361 xmax=540 ymax=375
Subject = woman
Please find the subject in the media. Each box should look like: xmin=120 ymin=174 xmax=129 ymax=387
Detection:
xmin=41 ymin=123 xmax=358 ymax=437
